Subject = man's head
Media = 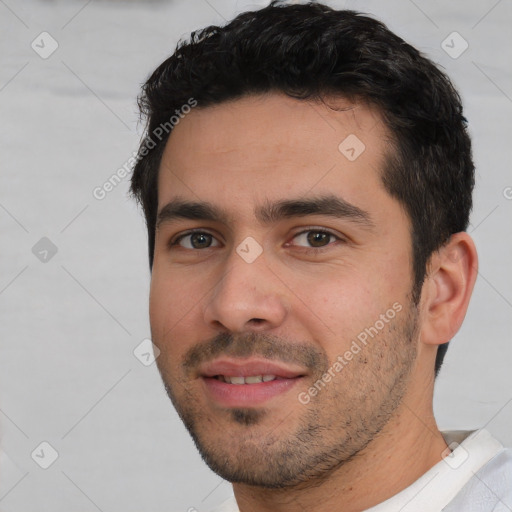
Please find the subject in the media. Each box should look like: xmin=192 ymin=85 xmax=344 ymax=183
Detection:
xmin=131 ymin=1 xmax=475 ymax=377
xmin=130 ymin=1 xmax=477 ymax=490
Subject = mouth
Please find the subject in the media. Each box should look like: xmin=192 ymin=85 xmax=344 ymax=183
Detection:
xmin=198 ymin=358 xmax=307 ymax=407
xmin=211 ymin=374 xmax=281 ymax=384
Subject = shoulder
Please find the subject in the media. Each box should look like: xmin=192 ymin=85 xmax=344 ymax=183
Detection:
xmin=443 ymin=431 xmax=512 ymax=511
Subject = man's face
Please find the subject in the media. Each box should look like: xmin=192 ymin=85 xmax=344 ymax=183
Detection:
xmin=150 ymin=93 xmax=419 ymax=487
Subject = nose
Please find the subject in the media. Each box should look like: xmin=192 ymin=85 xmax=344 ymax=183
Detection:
xmin=203 ymin=248 xmax=289 ymax=333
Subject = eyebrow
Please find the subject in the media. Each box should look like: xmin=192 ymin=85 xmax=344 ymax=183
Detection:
xmin=156 ymin=194 xmax=374 ymax=230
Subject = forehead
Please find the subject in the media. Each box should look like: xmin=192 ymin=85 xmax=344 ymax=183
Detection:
xmin=157 ymin=93 xmax=394 ymax=224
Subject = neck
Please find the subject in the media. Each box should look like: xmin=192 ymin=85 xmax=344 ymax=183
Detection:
xmin=232 ymin=364 xmax=448 ymax=512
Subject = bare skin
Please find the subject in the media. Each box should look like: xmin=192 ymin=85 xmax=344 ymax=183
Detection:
xmin=149 ymin=93 xmax=478 ymax=511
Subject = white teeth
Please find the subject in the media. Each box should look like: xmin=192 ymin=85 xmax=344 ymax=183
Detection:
xmin=245 ymin=375 xmax=263 ymax=384
xmin=221 ymin=374 xmax=277 ymax=384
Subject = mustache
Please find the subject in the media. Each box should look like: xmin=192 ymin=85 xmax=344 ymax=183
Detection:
xmin=182 ymin=331 xmax=329 ymax=376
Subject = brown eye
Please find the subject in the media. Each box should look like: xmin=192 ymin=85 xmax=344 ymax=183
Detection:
xmin=308 ymin=231 xmax=331 ymax=247
xmin=291 ymin=229 xmax=339 ymax=249
xmin=171 ymin=231 xmax=220 ymax=250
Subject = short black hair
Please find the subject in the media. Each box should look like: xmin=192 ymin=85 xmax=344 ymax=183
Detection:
xmin=130 ymin=1 xmax=474 ymax=377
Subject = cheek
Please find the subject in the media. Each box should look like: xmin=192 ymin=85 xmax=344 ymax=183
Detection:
xmin=293 ymin=267 xmax=402 ymax=353
xmin=149 ymin=267 xmax=199 ymax=346
xmin=149 ymin=273 xmax=196 ymax=377
xmin=150 ymin=262 xmax=203 ymax=315
xmin=149 ymin=270 xmax=168 ymax=331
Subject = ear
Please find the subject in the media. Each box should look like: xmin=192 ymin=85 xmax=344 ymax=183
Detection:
xmin=420 ymin=232 xmax=478 ymax=347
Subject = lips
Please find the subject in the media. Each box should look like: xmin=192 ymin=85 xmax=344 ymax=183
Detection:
xmin=199 ymin=358 xmax=306 ymax=379
xmin=198 ymin=358 xmax=306 ymax=407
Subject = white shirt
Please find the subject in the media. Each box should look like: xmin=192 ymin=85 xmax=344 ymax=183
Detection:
xmin=210 ymin=429 xmax=512 ymax=512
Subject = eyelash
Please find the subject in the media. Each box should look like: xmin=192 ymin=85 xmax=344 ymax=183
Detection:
xmin=169 ymin=227 xmax=344 ymax=253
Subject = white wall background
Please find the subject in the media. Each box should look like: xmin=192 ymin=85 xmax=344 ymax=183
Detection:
xmin=0 ymin=0 xmax=511 ymax=510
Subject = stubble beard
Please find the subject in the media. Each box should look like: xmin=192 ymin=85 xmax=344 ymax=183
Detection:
xmin=158 ymin=302 xmax=419 ymax=489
